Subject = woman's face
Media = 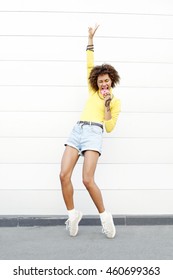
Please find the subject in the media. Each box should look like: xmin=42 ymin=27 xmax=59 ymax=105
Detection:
xmin=97 ymin=74 xmax=112 ymax=91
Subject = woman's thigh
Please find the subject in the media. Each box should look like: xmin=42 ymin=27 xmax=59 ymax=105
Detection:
xmin=60 ymin=146 xmax=79 ymax=177
xmin=82 ymin=150 xmax=100 ymax=179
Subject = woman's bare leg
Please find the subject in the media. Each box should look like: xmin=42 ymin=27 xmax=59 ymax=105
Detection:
xmin=59 ymin=146 xmax=79 ymax=210
xmin=82 ymin=150 xmax=105 ymax=213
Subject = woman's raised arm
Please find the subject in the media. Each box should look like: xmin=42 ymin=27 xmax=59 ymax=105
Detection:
xmin=87 ymin=23 xmax=100 ymax=46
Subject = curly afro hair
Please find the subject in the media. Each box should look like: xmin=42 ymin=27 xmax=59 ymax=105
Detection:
xmin=89 ymin=64 xmax=120 ymax=92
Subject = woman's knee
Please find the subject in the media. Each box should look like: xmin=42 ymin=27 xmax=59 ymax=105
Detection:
xmin=59 ymin=170 xmax=71 ymax=184
xmin=83 ymin=175 xmax=94 ymax=189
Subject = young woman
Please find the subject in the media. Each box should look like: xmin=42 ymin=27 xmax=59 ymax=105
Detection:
xmin=59 ymin=24 xmax=120 ymax=238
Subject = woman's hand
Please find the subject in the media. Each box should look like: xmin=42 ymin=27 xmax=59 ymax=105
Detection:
xmin=103 ymin=91 xmax=112 ymax=109
xmin=88 ymin=23 xmax=100 ymax=39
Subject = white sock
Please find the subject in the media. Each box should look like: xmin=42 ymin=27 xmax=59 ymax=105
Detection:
xmin=67 ymin=209 xmax=76 ymax=219
xmin=99 ymin=211 xmax=109 ymax=222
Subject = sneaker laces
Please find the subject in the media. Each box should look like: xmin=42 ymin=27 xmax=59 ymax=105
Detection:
xmin=101 ymin=216 xmax=115 ymax=236
xmin=65 ymin=214 xmax=80 ymax=231
xmin=102 ymin=223 xmax=111 ymax=235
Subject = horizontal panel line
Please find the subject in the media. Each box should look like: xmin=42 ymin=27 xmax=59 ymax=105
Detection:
xmin=0 ymin=111 xmax=173 ymax=114
xmin=0 ymin=136 xmax=173 ymax=139
xmin=0 ymin=35 xmax=173 ymax=40
xmin=0 ymin=162 xmax=173 ymax=165
xmin=0 ymin=188 xmax=173 ymax=191
xmin=0 ymin=84 xmax=86 ymax=87
xmin=122 ymin=86 xmax=173 ymax=89
xmin=1 ymin=59 xmax=173 ymax=65
xmin=0 ymin=10 xmax=173 ymax=17
xmin=0 ymin=85 xmax=173 ymax=89
xmin=0 ymin=85 xmax=173 ymax=90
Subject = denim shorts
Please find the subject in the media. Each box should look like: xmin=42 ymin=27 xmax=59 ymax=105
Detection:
xmin=65 ymin=122 xmax=104 ymax=156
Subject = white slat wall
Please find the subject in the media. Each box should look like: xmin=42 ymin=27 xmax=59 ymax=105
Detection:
xmin=0 ymin=0 xmax=173 ymax=215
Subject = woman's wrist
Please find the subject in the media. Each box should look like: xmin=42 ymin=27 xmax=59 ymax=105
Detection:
xmin=86 ymin=43 xmax=94 ymax=51
xmin=88 ymin=37 xmax=93 ymax=44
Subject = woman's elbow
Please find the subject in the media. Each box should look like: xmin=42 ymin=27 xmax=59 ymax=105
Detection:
xmin=105 ymin=125 xmax=115 ymax=133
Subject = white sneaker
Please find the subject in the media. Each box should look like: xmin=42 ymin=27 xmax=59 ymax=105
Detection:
xmin=101 ymin=212 xmax=116 ymax=238
xmin=65 ymin=211 xmax=83 ymax=237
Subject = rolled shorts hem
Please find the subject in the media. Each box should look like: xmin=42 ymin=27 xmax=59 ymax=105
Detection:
xmin=64 ymin=143 xmax=102 ymax=156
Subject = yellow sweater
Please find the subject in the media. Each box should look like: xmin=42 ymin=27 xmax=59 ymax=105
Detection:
xmin=80 ymin=50 xmax=121 ymax=133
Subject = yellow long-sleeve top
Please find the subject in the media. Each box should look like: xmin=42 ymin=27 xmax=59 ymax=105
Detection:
xmin=80 ymin=50 xmax=121 ymax=133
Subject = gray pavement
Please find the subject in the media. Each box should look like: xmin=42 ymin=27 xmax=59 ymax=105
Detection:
xmin=0 ymin=225 xmax=173 ymax=260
